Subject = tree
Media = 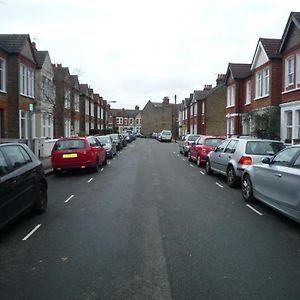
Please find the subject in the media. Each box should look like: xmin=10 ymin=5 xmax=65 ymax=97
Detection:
xmin=249 ymin=106 xmax=280 ymax=140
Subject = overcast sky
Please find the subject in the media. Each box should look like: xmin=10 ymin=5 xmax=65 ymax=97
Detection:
xmin=1 ymin=0 xmax=299 ymax=109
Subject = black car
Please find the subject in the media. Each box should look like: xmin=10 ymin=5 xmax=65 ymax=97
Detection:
xmin=0 ymin=143 xmax=48 ymax=229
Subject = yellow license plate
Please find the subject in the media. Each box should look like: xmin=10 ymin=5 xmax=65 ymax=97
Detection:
xmin=62 ymin=153 xmax=78 ymax=158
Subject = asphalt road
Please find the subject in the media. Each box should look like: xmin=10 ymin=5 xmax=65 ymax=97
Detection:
xmin=0 ymin=138 xmax=299 ymax=300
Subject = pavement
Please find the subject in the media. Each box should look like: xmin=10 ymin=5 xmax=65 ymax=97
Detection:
xmin=41 ymin=156 xmax=53 ymax=175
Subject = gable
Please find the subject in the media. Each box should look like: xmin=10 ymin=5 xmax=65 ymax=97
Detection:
xmin=281 ymin=22 xmax=300 ymax=53
xmin=20 ymin=39 xmax=35 ymax=63
xmin=251 ymin=42 xmax=269 ymax=70
xmin=42 ymin=53 xmax=54 ymax=78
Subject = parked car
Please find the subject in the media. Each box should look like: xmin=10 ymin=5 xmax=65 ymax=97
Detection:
xmin=0 ymin=143 xmax=48 ymax=229
xmin=95 ymin=135 xmax=117 ymax=158
xmin=160 ymin=130 xmax=172 ymax=142
xmin=51 ymin=136 xmax=106 ymax=175
xmin=205 ymin=137 xmax=285 ymax=187
xmin=178 ymin=134 xmax=201 ymax=156
xmin=241 ymin=145 xmax=300 ymax=223
xmin=188 ymin=136 xmax=226 ymax=166
xmin=110 ymin=134 xmax=123 ymax=151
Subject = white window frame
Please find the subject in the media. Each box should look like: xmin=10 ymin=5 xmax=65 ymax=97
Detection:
xmin=42 ymin=113 xmax=53 ymax=138
xmin=296 ymin=52 xmax=300 ymax=85
xmin=202 ymin=101 xmax=205 ymax=124
xmin=255 ymin=67 xmax=269 ymax=99
xmin=0 ymin=58 xmax=6 ymax=92
xmin=19 ymin=64 xmax=34 ymax=98
xmin=285 ymin=56 xmax=295 ymax=88
xmin=245 ymin=80 xmax=251 ymax=104
xmin=64 ymin=90 xmax=71 ymax=109
xmin=85 ymin=100 xmax=89 ymax=115
xmin=90 ymin=102 xmax=94 ymax=117
xmin=74 ymin=94 xmax=80 ymax=112
xmin=227 ymin=85 xmax=235 ymax=107
xmin=286 ymin=111 xmax=293 ymax=142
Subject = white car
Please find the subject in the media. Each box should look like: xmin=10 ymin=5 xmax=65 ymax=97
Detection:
xmin=160 ymin=130 xmax=172 ymax=142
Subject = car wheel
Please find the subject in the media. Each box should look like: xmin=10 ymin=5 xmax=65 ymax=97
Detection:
xmin=31 ymin=182 xmax=48 ymax=214
xmin=205 ymin=159 xmax=213 ymax=175
xmin=196 ymin=155 xmax=201 ymax=167
xmin=188 ymin=151 xmax=192 ymax=161
xmin=242 ymin=174 xmax=255 ymax=202
xmin=93 ymin=159 xmax=99 ymax=172
xmin=54 ymin=169 xmax=62 ymax=176
xmin=227 ymin=165 xmax=238 ymax=188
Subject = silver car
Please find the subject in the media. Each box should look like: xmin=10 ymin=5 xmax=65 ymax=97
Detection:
xmin=241 ymin=145 xmax=300 ymax=223
xmin=206 ymin=137 xmax=285 ymax=187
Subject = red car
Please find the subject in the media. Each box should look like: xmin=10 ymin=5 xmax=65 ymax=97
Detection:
xmin=51 ymin=136 xmax=106 ymax=175
xmin=188 ymin=136 xmax=226 ymax=167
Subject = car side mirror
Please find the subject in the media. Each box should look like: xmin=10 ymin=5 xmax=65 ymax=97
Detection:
xmin=262 ymin=157 xmax=271 ymax=164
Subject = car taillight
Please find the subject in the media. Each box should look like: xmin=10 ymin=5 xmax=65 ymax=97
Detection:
xmin=238 ymin=156 xmax=252 ymax=165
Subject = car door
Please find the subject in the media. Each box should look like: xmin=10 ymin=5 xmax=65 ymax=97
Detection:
xmin=252 ymin=147 xmax=300 ymax=210
xmin=0 ymin=145 xmax=36 ymax=225
xmin=210 ymin=139 xmax=230 ymax=174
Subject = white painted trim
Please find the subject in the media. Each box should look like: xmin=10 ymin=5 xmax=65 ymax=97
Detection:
xmin=282 ymin=86 xmax=300 ymax=95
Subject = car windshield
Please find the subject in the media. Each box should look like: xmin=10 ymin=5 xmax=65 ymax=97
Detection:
xmin=245 ymin=141 xmax=285 ymax=155
xmin=54 ymin=139 xmax=86 ymax=150
xmin=98 ymin=136 xmax=111 ymax=144
xmin=205 ymin=138 xmax=224 ymax=147
xmin=187 ymin=135 xmax=200 ymax=142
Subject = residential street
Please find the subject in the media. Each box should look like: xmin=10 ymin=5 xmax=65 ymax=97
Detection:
xmin=0 ymin=138 xmax=300 ymax=300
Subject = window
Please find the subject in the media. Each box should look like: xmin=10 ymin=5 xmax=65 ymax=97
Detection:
xmin=19 ymin=110 xmax=35 ymax=138
xmin=129 ymin=118 xmax=133 ymax=125
xmin=0 ymin=58 xmax=6 ymax=92
xmin=255 ymin=67 xmax=269 ymax=98
xmin=64 ymin=90 xmax=71 ymax=109
xmin=202 ymin=102 xmax=205 ymax=124
xmin=296 ymin=52 xmax=300 ymax=85
xmin=272 ymin=147 xmax=299 ymax=167
xmin=42 ymin=113 xmax=53 ymax=138
xmin=286 ymin=111 xmax=293 ymax=142
xmin=227 ymin=85 xmax=235 ymax=107
xmin=74 ymin=94 xmax=80 ymax=112
xmin=2 ymin=145 xmax=28 ymax=170
xmin=285 ymin=56 xmax=295 ymax=88
xmin=64 ymin=118 xmax=71 ymax=136
xmin=85 ymin=100 xmax=89 ymax=115
xmin=90 ymin=102 xmax=94 ymax=117
xmin=245 ymin=81 xmax=251 ymax=104
xmin=194 ymin=103 xmax=197 ymax=116
xmin=19 ymin=64 xmax=34 ymax=98
xmin=225 ymin=140 xmax=238 ymax=153
xmin=227 ymin=117 xmax=235 ymax=135
xmin=116 ymin=117 xmax=123 ymax=125
xmin=0 ymin=150 xmax=9 ymax=176
xmin=293 ymin=153 xmax=300 ymax=169
xmin=215 ymin=140 xmax=229 ymax=152
xmin=297 ymin=110 xmax=300 ymax=138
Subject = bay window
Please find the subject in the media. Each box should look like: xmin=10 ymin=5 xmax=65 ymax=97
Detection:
xmin=0 ymin=58 xmax=6 ymax=92
xmin=255 ymin=67 xmax=269 ymax=98
xmin=227 ymin=85 xmax=235 ymax=107
xmin=19 ymin=64 xmax=34 ymax=98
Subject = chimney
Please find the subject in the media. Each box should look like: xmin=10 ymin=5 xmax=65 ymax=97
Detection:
xmin=203 ymin=84 xmax=212 ymax=91
xmin=32 ymin=42 xmax=36 ymax=50
xmin=135 ymin=105 xmax=140 ymax=111
xmin=162 ymin=96 xmax=169 ymax=104
xmin=216 ymin=74 xmax=225 ymax=86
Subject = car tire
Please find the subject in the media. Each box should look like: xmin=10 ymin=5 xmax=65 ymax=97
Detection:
xmin=188 ymin=151 xmax=192 ymax=161
xmin=242 ymin=174 xmax=255 ymax=202
xmin=227 ymin=165 xmax=238 ymax=188
xmin=205 ymin=159 xmax=213 ymax=175
xmin=54 ymin=169 xmax=62 ymax=176
xmin=196 ymin=155 xmax=201 ymax=167
xmin=93 ymin=159 xmax=99 ymax=172
xmin=31 ymin=182 xmax=48 ymax=214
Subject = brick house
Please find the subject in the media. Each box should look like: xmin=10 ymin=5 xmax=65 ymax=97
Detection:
xmin=141 ymin=97 xmax=178 ymax=136
xmin=33 ymin=43 xmax=56 ymax=139
xmin=181 ymin=96 xmax=192 ymax=135
xmin=93 ymin=93 xmax=101 ymax=132
xmin=53 ymin=64 xmax=72 ymax=137
xmin=203 ymin=74 xmax=227 ymax=136
xmin=279 ymin=12 xmax=300 ymax=143
xmin=88 ymin=88 xmax=95 ymax=132
xmin=0 ymin=34 xmax=37 ymax=138
xmin=70 ymin=75 xmax=80 ymax=136
xmin=224 ymin=63 xmax=252 ymax=136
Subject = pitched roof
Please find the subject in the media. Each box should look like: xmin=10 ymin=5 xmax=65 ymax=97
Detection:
xmin=225 ymin=63 xmax=252 ymax=84
xmin=80 ymin=84 xmax=89 ymax=95
xmin=280 ymin=12 xmax=300 ymax=52
xmin=34 ymin=50 xmax=48 ymax=68
xmin=0 ymin=34 xmax=30 ymax=53
xmin=259 ymin=38 xmax=281 ymax=59
xmin=194 ymin=90 xmax=211 ymax=101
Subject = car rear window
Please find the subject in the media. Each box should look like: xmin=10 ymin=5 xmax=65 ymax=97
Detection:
xmin=98 ymin=137 xmax=111 ymax=144
xmin=54 ymin=139 xmax=86 ymax=150
xmin=246 ymin=141 xmax=285 ymax=156
xmin=205 ymin=138 xmax=224 ymax=147
xmin=162 ymin=130 xmax=171 ymax=135
xmin=187 ymin=135 xmax=200 ymax=141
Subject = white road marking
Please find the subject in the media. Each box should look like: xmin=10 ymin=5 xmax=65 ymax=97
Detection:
xmin=182 ymin=158 xmax=185 ymax=161
xmin=246 ymin=204 xmax=263 ymax=216
xmin=216 ymin=182 xmax=224 ymax=188
xmin=65 ymin=194 xmax=74 ymax=203
xmin=22 ymin=224 xmax=42 ymax=241
xmin=87 ymin=178 xmax=93 ymax=183
xmin=200 ymin=171 xmax=205 ymax=175
xmin=100 ymin=168 xmax=104 ymax=172
xmin=173 ymin=152 xmax=176 ymax=154
xmin=108 ymin=161 xmax=111 ymax=165
xmin=189 ymin=164 xmax=194 ymax=168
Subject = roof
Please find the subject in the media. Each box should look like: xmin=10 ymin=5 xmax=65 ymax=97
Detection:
xmin=34 ymin=50 xmax=48 ymax=68
xmin=259 ymin=38 xmax=281 ymax=59
xmin=225 ymin=63 xmax=252 ymax=84
xmin=280 ymin=12 xmax=300 ymax=52
xmin=194 ymin=90 xmax=211 ymax=101
xmin=80 ymin=84 xmax=89 ymax=95
xmin=0 ymin=34 xmax=30 ymax=53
